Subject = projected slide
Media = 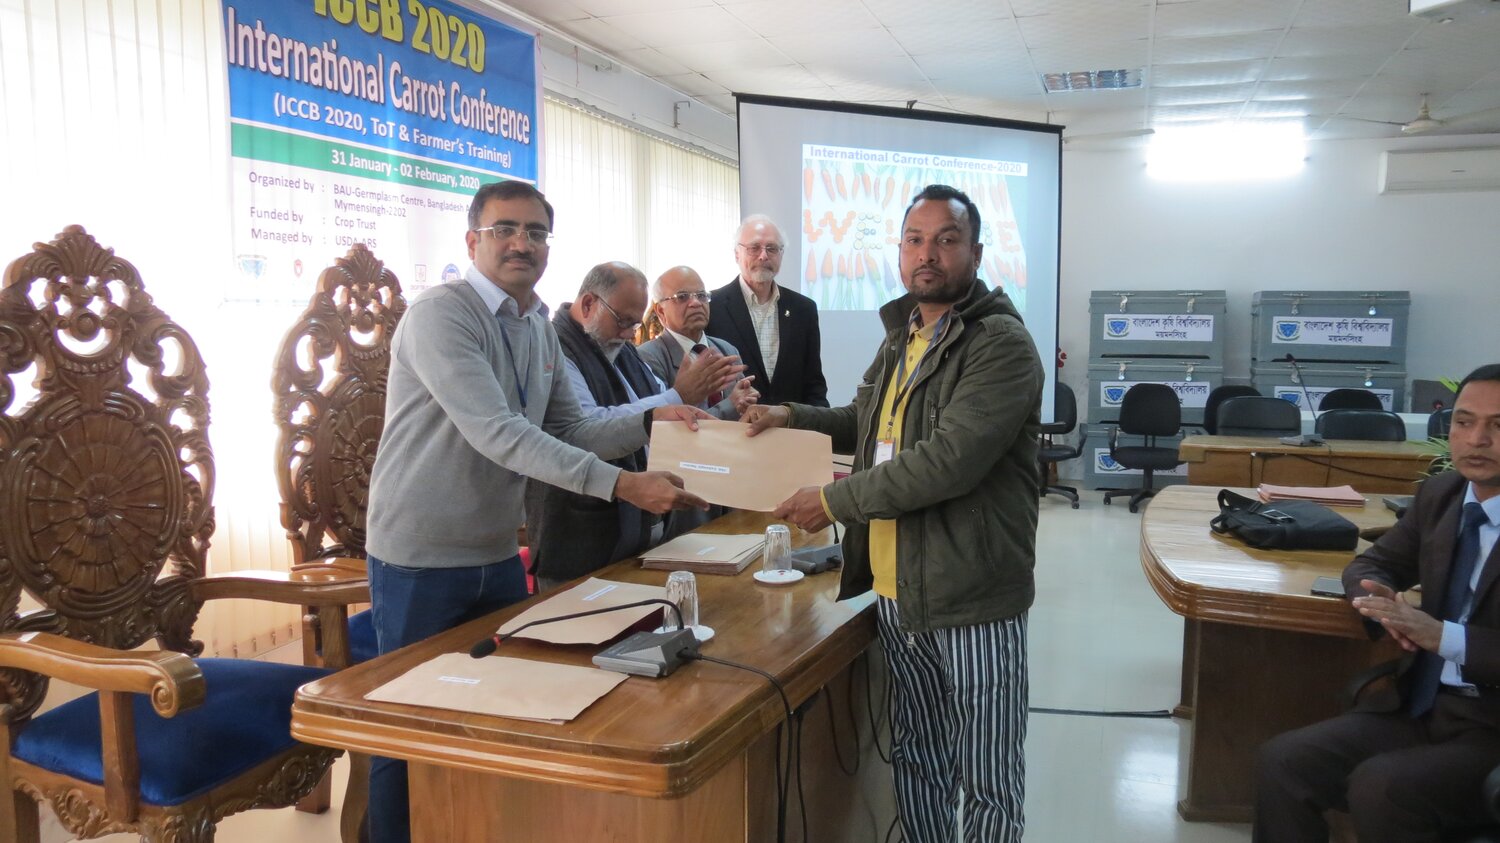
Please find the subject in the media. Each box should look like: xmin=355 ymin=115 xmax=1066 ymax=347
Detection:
xmin=801 ymin=144 xmax=1030 ymax=312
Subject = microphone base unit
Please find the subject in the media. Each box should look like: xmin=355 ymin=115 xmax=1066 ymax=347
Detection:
xmin=1278 ymin=433 xmax=1325 ymax=447
xmin=592 ymin=628 xmax=700 ymax=678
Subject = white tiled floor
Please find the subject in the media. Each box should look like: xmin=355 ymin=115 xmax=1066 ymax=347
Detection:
xmin=64 ymin=493 xmax=1253 ymax=842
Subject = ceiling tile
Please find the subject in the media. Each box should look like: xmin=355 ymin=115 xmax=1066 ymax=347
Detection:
xmin=1277 ymin=22 xmax=1423 ymax=58
xmin=560 ymin=18 xmax=651 ymax=54
xmin=1292 ymin=0 xmax=1416 ymax=29
xmin=1149 ymin=83 xmax=1258 ymax=106
xmin=1030 ymin=41 xmax=1151 ymax=72
xmin=893 ymin=19 xmax=1027 ymax=56
xmin=656 ymin=38 xmax=791 ymax=72
xmin=600 ymin=6 xmax=758 ymax=46
xmin=1407 ymin=14 xmax=1500 ymax=50
xmin=944 ymin=93 xmax=1051 ymax=122
xmin=1012 ymin=0 xmax=1147 ymax=16
xmin=575 ymin=0 xmax=715 ymax=15
xmin=1379 ymin=45 xmax=1500 ymax=82
xmin=1151 ymin=59 xmax=1267 ymax=87
xmin=768 ymin=28 xmax=907 ymax=63
xmin=1057 ymin=107 xmax=1149 ymax=134
xmin=924 ymin=67 xmax=1044 ymax=99
xmin=815 ymin=61 xmax=932 ymax=88
xmin=720 ymin=0 xmax=881 ymax=37
xmin=862 ymin=0 xmax=1012 ymax=28
xmin=503 ymin=0 xmax=592 ymax=21
xmin=1240 ymin=98 xmax=1346 ymax=118
xmin=1151 ymin=31 xmax=1283 ymax=63
xmin=1047 ymin=88 xmax=1148 ymax=111
xmin=703 ymin=64 xmax=827 ymax=93
xmin=1152 ymin=0 xmax=1296 ymax=39
xmin=1252 ymin=78 xmax=1365 ymax=100
xmin=700 ymin=93 xmax=737 ymax=113
xmin=915 ymin=51 xmax=1035 ymax=82
xmin=1260 ymin=54 xmax=1388 ymax=80
xmin=613 ymin=48 xmax=693 ymax=78
xmin=1150 ymin=102 xmax=1248 ymax=122
xmin=1015 ymin=7 xmax=1152 ymax=48
xmin=1338 ymin=92 xmax=1429 ymax=122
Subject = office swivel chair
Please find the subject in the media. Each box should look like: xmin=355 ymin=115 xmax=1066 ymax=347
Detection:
xmin=1215 ymin=395 xmax=1302 ymax=438
xmin=1203 ymin=384 xmax=1260 ymax=435
xmin=1319 ymin=388 xmax=1384 ymax=412
xmin=1429 ymin=407 xmax=1454 ymax=440
xmin=1316 ymin=409 xmax=1407 ymax=442
xmin=1038 ymin=382 xmax=1086 ymax=509
xmin=1103 ymin=383 xmax=1185 ymax=513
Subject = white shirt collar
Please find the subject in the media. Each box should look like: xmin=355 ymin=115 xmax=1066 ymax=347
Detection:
xmin=1464 ymin=483 xmax=1500 ymax=526
xmin=738 ymin=276 xmax=779 ymax=309
xmin=665 ymin=327 xmax=703 ymax=357
xmin=465 ymin=263 xmax=548 ymax=319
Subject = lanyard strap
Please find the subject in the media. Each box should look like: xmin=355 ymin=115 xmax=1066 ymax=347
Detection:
xmin=496 ymin=316 xmax=532 ymax=414
xmin=884 ymin=310 xmax=951 ymax=438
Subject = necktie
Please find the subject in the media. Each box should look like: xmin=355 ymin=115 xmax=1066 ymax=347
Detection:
xmin=691 ymin=344 xmax=723 ymax=405
xmin=1408 ymin=501 xmax=1489 ymax=717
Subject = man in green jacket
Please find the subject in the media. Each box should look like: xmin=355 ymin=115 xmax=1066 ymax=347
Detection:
xmin=745 ymin=184 xmax=1043 ymax=843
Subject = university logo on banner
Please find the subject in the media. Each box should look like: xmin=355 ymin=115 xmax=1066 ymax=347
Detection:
xmin=223 ymin=0 xmax=541 ymax=301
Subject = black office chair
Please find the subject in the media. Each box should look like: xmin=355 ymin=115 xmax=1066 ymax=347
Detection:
xmin=1316 ymin=409 xmax=1407 ymax=442
xmin=1038 ymin=383 xmax=1086 ymax=509
xmin=1203 ymin=384 xmax=1260 ymax=435
xmin=1429 ymin=408 xmax=1454 ymax=440
xmin=1319 ymin=388 xmax=1383 ymax=412
xmin=1103 ymin=383 xmax=1184 ymax=513
xmin=1216 ymin=395 xmax=1302 ymax=438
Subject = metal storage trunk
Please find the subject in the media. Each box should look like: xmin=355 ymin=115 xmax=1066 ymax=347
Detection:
xmin=1089 ymin=290 xmax=1227 ymax=361
xmin=1087 ymin=360 xmax=1224 ymax=426
xmin=1249 ymin=361 xmax=1408 ymax=413
xmin=1081 ymin=426 xmax=1189 ymax=491
xmin=1250 ymin=291 xmax=1410 ymax=364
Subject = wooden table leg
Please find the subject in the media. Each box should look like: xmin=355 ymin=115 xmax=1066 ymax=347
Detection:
xmin=1178 ymin=621 xmax=1396 ymax=823
xmin=1175 ymin=618 xmax=1199 ymax=720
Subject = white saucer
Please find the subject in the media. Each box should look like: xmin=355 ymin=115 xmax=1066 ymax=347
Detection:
xmin=654 ymin=625 xmax=716 ymax=642
xmin=754 ymin=569 xmax=805 ymax=586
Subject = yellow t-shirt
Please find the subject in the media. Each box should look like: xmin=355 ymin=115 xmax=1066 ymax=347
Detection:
xmin=867 ymin=322 xmax=934 ymax=598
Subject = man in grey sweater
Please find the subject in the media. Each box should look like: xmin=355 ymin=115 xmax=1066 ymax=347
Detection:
xmin=363 ymin=180 xmax=707 ymax=843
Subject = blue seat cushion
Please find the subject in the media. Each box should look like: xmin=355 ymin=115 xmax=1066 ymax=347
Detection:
xmin=12 ymin=658 xmax=330 ymax=807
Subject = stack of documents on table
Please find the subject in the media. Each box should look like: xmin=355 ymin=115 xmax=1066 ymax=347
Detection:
xmin=639 ymin=532 xmax=765 ymax=575
xmin=365 ymin=652 xmax=626 ymax=723
xmin=1257 ymin=483 xmax=1366 ymax=507
xmin=498 ymin=578 xmax=668 ymax=644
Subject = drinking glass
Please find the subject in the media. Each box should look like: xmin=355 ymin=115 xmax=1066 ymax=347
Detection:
xmin=763 ymin=524 xmax=792 ymax=574
xmin=665 ymin=570 xmax=699 ymax=629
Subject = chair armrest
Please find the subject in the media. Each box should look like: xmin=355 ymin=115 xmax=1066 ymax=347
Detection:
xmin=1340 ymin=658 xmax=1401 ymax=711
xmin=0 ymin=633 xmax=204 ymax=717
xmin=292 ymin=556 xmax=368 ymax=579
xmin=190 ymin=570 xmax=370 ymax=607
xmin=1077 ymin=423 xmax=1089 ymax=451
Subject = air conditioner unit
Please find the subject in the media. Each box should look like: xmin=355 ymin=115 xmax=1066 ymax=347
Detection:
xmin=1410 ymin=0 xmax=1499 ymax=19
xmin=1378 ymin=147 xmax=1500 ymax=193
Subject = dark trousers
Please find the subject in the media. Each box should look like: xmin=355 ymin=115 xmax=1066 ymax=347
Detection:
xmin=365 ymin=554 xmax=529 ymax=843
xmin=1255 ymin=693 xmax=1500 ymax=843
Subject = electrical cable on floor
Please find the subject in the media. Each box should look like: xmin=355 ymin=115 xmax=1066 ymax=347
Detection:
xmin=684 ymin=652 xmax=796 ymax=843
xmin=822 ymin=683 xmax=860 ymax=776
xmin=884 ymin=814 xmax=903 ymax=843
xmin=1029 ymin=706 xmax=1173 ymax=719
xmin=861 ymin=651 xmax=893 ymax=764
xmin=793 ymin=706 xmax=808 ymax=843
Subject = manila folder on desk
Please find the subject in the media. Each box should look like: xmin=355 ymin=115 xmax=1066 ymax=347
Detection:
xmin=648 ymin=418 xmax=834 ymax=511
xmin=365 ymin=652 xmax=627 ymax=723
xmin=497 ymin=577 xmax=668 ymax=644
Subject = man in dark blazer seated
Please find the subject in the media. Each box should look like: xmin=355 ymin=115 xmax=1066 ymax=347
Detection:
xmin=707 ymin=214 xmax=829 ymax=408
xmin=1255 ymin=363 xmax=1500 ymax=843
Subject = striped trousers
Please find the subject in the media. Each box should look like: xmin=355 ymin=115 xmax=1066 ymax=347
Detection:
xmin=876 ymin=597 xmax=1028 ymax=843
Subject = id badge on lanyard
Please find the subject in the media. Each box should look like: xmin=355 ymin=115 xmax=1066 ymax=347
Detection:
xmin=875 ymin=438 xmax=895 ymax=465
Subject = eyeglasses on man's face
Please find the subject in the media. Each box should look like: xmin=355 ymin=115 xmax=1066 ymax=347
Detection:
xmin=737 ymin=243 xmax=783 ymax=257
xmin=660 ymin=291 xmax=711 ymax=305
xmin=472 ymin=223 xmax=553 ymax=246
xmin=594 ymin=296 xmax=642 ymax=333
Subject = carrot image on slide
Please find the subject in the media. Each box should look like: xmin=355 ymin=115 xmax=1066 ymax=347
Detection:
xmin=821 ymin=248 xmax=833 ymax=283
xmin=836 ymin=170 xmax=849 ymax=200
xmin=822 ymin=165 xmax=837 ymax=202
xmin=806 ymin=250 xmax=817 ymax=287
xmin=804 ymin=166 xmax=815 ymax=203
xmin=882 ymin=174 xmax=896 ymax=209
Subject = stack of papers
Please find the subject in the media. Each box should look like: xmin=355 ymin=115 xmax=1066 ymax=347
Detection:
xmin=365 ymin=652 xmax=627 ymax=723
xmin=639 ymin=532 xmax=765 ymax=575
xmin=498 ymin=578 xmax=668 ymax=644
xmin=1257 ymin=483 xmax=1366 ymax=507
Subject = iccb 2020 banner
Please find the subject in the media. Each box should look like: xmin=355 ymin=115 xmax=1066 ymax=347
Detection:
xmin=223 ymin=0 xmax=540 ymax=300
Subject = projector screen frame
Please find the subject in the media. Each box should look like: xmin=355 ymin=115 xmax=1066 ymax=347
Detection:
xmin=733 ymin=92 xmax=1063 ymax=423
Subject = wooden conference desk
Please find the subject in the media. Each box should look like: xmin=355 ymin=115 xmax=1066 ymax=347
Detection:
xmin=290 ymin=512 xmax=894 ymax=842
xmin=1141 ymin=485 xmax=1401 ymax=823
xmin=1179 ymin=434 xmax=1433 ymax=494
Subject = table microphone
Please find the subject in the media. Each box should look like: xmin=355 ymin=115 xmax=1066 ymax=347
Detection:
xmin=1278 ymin=353 xmax=1324 ymax=447
xmin=468 ymin=598 xmax=699 ymax=678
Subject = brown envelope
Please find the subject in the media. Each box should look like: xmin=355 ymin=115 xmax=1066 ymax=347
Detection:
xmin=364 ymin=652 xmax=627 ymax=723
xmin=647 ymin=418 xmax=834 ymax=511
xmin=496 ymin=577 xmax=669 ymax=644
xmin=640 ymin=533 xmax=765 ymax=562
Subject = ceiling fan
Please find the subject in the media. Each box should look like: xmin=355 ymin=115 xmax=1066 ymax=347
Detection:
xmin=1338 ymin=94 xmax=1500 ymax=135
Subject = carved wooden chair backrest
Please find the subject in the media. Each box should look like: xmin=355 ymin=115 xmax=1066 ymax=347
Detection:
xmin=271 ymin=244 xmax=404 ymax=567
xmin=0 ymin=226 xmax=213 ymax=721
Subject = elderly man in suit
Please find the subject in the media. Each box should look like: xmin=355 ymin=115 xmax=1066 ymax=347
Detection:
xmin=639 ymin=265 xmax=759 ymax=420
xmin=1255 ymin=363 xmax=1500 ymax=843
xmin=706 ymin=215 xmax=829 ymax=408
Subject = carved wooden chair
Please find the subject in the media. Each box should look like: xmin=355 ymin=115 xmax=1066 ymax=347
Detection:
xmin=271 ymin=244 xmax=402 ymax=842
xmin=272 ymin=243 xmax=404 ymax=672
xmin=0 ymin=226 xmax=364 ymax=842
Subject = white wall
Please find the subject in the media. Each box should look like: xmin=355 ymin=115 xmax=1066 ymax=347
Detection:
xmin=1059 ymin=134 xmax=1500 ymax=405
